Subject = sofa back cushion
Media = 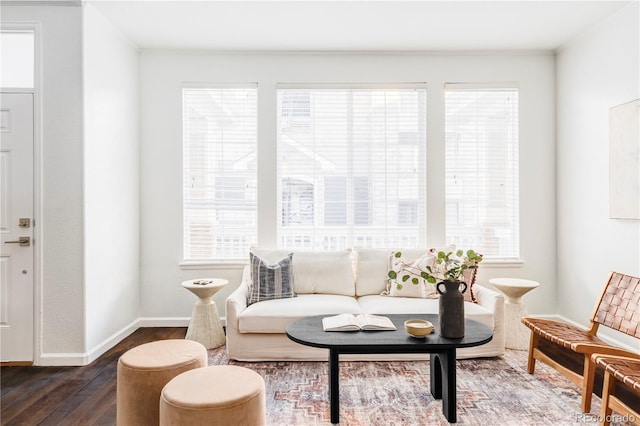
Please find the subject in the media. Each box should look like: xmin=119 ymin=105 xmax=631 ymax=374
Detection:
xmin=355 ymin=248 xmax=430 ymax=296
xmin=249 ymin=249 xmax=355 ymax=296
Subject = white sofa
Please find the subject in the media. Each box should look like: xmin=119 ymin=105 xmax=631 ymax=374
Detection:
xmin=226 ymin=248 xmax=505 ymax=361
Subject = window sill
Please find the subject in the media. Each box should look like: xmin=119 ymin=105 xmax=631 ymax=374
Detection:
xmin=180 ymin=260 xmax=248 ymax=270
xmin=480 ymin=258 xmax=524 ymax=268
xmin=179 ymin=258 xmax=523 ymax=269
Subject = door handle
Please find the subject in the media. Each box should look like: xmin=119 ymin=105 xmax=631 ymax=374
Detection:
xmin=4 ymin=237 xmax=30 ymax=247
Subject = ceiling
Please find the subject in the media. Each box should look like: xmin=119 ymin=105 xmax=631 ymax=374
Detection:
xmin=89 ymin=1 xmax=634 ymax=51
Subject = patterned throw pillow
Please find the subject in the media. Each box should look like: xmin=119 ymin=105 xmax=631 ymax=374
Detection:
xmin=428 ymin=246 xmax=480 ymax=303
xmin=460 ymin=262 xmax=479 ymax=303
xmin=247 ymin=252 xmax=295 ymax=305
xmin=385 ymin=251 xmax=439 ymax=299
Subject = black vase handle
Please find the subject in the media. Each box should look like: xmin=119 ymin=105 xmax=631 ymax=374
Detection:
xmin=436 ymin=281 xmax=468 ymax=294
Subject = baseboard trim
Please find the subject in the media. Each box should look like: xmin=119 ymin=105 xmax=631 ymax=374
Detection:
xmin=36 ymin=313 xmax=634 ymax=367
xmin=38 ymin=352 xmax=89 ymax=366
xmin=138 ymin=317 xmax=191 ymax=327
xmin=138 ymin=316 xmax=227 ymax=327
xmin=36 ymin=317 xmax=224 ymax=366
xmin=37 ymin=319 xmax=140 ymax=366
xmin=85 ymin=319 xmax=140 ymax=364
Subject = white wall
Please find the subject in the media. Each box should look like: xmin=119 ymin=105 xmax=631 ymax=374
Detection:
xmin=2 ymin=4 xmax=86 ymax=361
xmin=556 ymin=2 xmax=640 ymax=350
xmin=139 ymin=51 xmax=556 ymax=321
xmin=82 ymin=4 xmax=140 ymax=357
xmin=2 ymin=3 xmax=142 ymax=365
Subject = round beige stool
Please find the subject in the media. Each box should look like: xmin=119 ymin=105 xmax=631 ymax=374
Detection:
xmin=117 ymin=339 xmax=208 ymax=426
xmin=160 ymin=365 xmax=266 ymax=426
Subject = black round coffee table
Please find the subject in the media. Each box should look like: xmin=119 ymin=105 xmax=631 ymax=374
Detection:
xmin=286 ymin=313 xmax=493 ymax=424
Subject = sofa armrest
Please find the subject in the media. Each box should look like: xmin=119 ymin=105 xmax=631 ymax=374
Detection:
xmin=474 ymin=284 xmax=503 ymax=314
xmin=225 ymin=265 xmax=251 ymax=359
xmin=226 ymin=265 xmax=250 ymax=325
xmin=474 ymin=283 xmax=506 ymax=354
xmin=225 ymin=266 xmax=251 ymax=359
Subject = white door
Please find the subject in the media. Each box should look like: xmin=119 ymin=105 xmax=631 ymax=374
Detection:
xmin=0 ymin=93 xmax=34 ymax=362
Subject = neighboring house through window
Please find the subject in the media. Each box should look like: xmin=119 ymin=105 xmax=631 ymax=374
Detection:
xmin=445 ymin=84 xmax=520 ymax=259
xmin=277 ymin=85 xmax=427 ymax=250
xmin=182 ymin=85 xmax=258 ymax=261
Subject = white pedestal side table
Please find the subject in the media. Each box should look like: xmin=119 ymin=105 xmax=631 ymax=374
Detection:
xmin=181 ymin=278 xmax=228 ymax=349
xmin=488 ymin=278 xmax=540 ymax=351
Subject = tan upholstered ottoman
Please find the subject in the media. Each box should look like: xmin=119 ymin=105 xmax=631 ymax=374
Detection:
xmin=117 ymin=339 xmax=208 ymax=426
xmin=160 ymin=365 xmax=266 ymax=426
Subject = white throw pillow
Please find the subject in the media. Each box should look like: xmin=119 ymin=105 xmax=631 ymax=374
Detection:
xmin=291 ymin=250 xmax=355 ymax=296
xmin=353 ymin=248 xmax=390 ymax=296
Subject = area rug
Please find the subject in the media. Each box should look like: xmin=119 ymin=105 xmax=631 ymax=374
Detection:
xmin=207 ymin=348 xmax=632 ymax=425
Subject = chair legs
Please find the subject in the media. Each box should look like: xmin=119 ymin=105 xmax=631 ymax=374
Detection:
xmin=593 ymin=355 xmax=640 ymax=426
xmin=527 ymin=332 xmax=538 ymax=374
xmin=599 ymin=370 xmax=615 ymax=426
xmin=526 ymin=331 xmax=595 ymax=414
xmin=581 ymin=356 xmax=596 ymax=413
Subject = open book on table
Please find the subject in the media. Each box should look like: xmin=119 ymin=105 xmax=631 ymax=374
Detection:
xmin=322 ymin=313 xmax=397 ymax=332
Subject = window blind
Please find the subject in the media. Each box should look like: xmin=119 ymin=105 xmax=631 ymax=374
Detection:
xmin=444 ymin=84 xmax=519 ymax=259
xmin=277 ymin=85 xmax=427 ymax=250
xmin=183 ymin=85 xmax=258 ymax=261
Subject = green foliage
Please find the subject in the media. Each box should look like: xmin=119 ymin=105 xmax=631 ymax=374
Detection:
xmin=387 ymin=248 xmax=483 ymax=291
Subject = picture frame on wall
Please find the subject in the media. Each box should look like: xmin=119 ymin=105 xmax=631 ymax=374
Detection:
xmin=609 ymin=99 xmax=640 ymax=220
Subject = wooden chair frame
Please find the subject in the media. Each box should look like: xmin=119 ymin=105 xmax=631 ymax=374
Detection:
xmin=522 ymin=272 xmax=640 ymax=413
xmin=592 ymin=354 xmax=640 ymax=426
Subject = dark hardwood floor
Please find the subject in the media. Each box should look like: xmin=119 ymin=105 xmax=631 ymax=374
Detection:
xmin=1 ymin=327 xmax=186 ymax=426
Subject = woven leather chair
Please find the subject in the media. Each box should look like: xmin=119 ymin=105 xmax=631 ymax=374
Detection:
xmin=592 ymin=354 xmax=640 ymax=426
xmin=521 ymin=272 xmax=640 ymax=413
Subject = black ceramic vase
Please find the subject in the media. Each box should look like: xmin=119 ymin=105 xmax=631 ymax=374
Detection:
xmin=436 ymin=280 xmax=467 ymax=338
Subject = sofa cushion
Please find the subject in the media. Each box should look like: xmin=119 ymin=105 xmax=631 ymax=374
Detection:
xmin=355 ymin=248 xmax=432 ymax=296
xmin=386 ymin=251 xmax=438 ymax=298
xmin=357 ymin=294 xmax=494 ymax=330
xmin=238 ymin=294 xmax=364 ymax=333
xmin=247 ymin=252 xmax=295 ymax=305
xmin=250 ymin=249 xmax=355 ymax=296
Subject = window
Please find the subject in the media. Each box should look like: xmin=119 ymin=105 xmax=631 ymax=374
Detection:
xmin=445 ymin=84 xmax=519 ymax=259
xmin=183 ymin=85 xmax=258 ymax=261
xmin=277 ymin=85 xmax=427 ymax=250
xmin=324 ymin=176 xmax=348 ymax=225
xmin=0 ymin=31 xmax=35 ymax=88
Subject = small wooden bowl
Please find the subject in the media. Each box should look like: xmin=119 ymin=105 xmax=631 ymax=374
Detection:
xmin=404 ymin=319 xmax=434 ymax=338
